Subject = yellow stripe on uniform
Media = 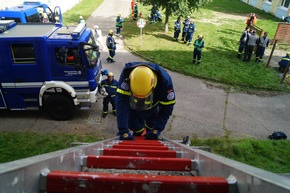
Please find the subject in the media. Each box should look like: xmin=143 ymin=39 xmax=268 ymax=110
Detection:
xmin=159 ymin=100 xmax=176 ymax=105
xmin=117 ymin=88 xmax=131 ymax=96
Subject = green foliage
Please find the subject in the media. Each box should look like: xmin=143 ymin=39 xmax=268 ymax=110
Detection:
xmin=0 ymin=132 xmax=101 ymax=163
xmin=191 ymin=138 xmax=290 ymax=173
xmin=123 ymin=0 xmax=290 ymax=92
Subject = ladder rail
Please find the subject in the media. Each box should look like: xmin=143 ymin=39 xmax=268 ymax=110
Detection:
xmin=0 ymin=137 xmax=289 ymax=193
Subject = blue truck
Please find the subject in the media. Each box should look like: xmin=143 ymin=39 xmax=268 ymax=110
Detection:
xmin=0 ymin=1 xmax=62 ymax=23
xmin=0 ymin=20 xmax=103 ymax=120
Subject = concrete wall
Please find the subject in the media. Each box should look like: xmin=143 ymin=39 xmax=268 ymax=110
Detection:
xmin=242 ymin=0 xmax=290 ymax=19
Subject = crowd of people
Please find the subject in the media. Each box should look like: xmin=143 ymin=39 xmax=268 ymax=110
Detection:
xmin=94 ymin=3 xmax=290 ymax=140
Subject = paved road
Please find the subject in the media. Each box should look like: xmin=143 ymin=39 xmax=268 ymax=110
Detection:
xmin=0 ymin=0 xmax=289 ymax=141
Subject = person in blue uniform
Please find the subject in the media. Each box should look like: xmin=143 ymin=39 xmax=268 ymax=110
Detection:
xmin=115 ymin=62 xmax=176 ymax=140
xmin=173 ymin=16 xmax=181 ymax=41
xmin=106 ymin=30 xmax=117 ymax=63
xmin=181 ymin=16 xmax=190 ymax=42
xmin=278 ymin=52 xmax=290 ymax=73
xmin=185 ymin=19 xmax=196 ymax=45
xmin=98 ymin=72 xmax=118 ymax=118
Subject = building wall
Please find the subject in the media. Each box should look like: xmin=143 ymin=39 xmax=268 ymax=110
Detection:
xmin=242 ymin=0 xmax=290 ymax=19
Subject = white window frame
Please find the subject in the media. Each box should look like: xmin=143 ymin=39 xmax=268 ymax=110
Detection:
xmin=281 ymin=0 xmax=290 ymax=8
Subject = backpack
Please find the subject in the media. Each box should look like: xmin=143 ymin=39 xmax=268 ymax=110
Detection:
xmin=268 ymin=132 xmax=287 ymax=140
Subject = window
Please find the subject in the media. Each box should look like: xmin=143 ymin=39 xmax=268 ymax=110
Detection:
xmin=281 ymin=0 xmax=290 ymax=8
xmin=26 ymin=13 xmax=42 ymax=23
xmin=55 ymin=47 xmax=80 ymax=66
xmin=10 ymin=44 xmax=36 ymax=64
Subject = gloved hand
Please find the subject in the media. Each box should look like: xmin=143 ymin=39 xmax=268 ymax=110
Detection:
xmin=119 ymin=129 xmax=134 ymax=140
xmin=100 ymin=87 xmax=108 ymax=97
xmin=101 ymin=69 xmax=108 ymax=76
xmin=145 ymin=129 xmax=160 ymax=140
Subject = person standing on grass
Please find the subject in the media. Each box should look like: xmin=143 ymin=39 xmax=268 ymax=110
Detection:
xmin=185 ymin=19 xmax=196 ymax=46
xmin=182 ymin=16 xmax=191 ymax=42
xmin=133 ymin=2 xmax=138 ymax=20
xmin=131 ymin=0 xmax=135 ymax=19
xmin=192 ymin=35 xmax=204 ymax=65
xmin=246 ymin=13 xmax=257 ymax=27
xmin=173 ymin=16 xmax=182 ymax=41
xmin=237 ymin=27 xmax=250 ymax=59
xmin=255 ymin=32 xmax=269 ymax=64
xmin=243 ymin=29 xmax=258 ymax=62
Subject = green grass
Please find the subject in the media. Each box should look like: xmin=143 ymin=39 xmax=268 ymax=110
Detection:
xmin=191 ymin=138 xmax=290 ymax=173
xmin=122 ymin=0 xmax=290 ymax=92
xmin=0 ymin=131 xmax=102 ymax=163
xmin=62 ymin=0 xmax=104 ymax=25
xmin=1 ymin=0 xmax=289 ymax=175
xmin=1 ymin=131 xmax=290 ymax=174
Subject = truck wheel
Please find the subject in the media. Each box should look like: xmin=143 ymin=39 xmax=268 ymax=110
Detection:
xmin=45 ymin=94 xmax=75 ymax=120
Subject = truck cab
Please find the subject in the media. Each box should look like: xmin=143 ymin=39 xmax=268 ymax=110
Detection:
xmin=0 ymin=1 xmax=62 ymax=23
xmin=0 ymin=20 xmax=102 ymax=120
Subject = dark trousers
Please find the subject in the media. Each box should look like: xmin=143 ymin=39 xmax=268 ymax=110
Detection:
xmin=255 ymin=46 xmax=266 ymax=62
xmin=173 ymin=30 xmax=180 ymax=40
xmin=116 ymin=26 xmax=122 ymax=35
xmin=193 ymin=49 xmax=202 ymax=64
xmin=237 ymin=41 xmax=246 ymax=58
xmin=128 ymin=106 xmax=159 ymax=133
xmin=108 ymin=49 xmax=115 ymax=61
xmin=186 ymin=32 xmax=194 ymax=43
xmin=243 ymin=45 xmax=254 ymax=61
xmin=103 ymin=96 xmax=116 ymax=112
xmin=181 ymin=31 xmax=186 ymax=41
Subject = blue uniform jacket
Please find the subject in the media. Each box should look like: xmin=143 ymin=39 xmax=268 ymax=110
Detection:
xmin=188 ymin=23 xmax=196 ymax=33
xmin=116 ymin=62 xmax=176 ymax=131
xmin=174 ymin=20 xmax=181 ymax=31
xmin=99 ymin=79 xmax=118 ymax=96
xmin=106 ymin=35 xmax=116 ymax=50
xmin=279 ymin=56 xmax=290 ymax=69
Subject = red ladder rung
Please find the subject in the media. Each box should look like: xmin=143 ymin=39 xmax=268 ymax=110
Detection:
xmin=86 ymin=155 xmax=192 ymax=171
xmin=46 ymin=170 xmax=229 ymax=193
xmin=112 ymin=144 xmax=169 ymax=150
xmin=119 ymin=141 xmax=164 ymax=146
xmin=103 ymin=148 xmax=177 ymax=158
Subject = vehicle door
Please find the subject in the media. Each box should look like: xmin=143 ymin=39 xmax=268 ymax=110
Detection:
xmin=51 ymin=46 xmax=87 ymax=81
xmin=1 ymin=41 xmax=43 ymax=108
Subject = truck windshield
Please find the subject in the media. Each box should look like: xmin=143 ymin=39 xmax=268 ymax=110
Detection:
xmin=82 ymin=39 xmax=99 ymax=69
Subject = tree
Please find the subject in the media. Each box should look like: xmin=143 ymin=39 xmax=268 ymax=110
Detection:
xmin=140 ymin=0 xmax=212 ymax=32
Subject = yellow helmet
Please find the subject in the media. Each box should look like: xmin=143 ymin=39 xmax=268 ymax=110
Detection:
xmin=117 ymin=14 xmax=121 ymax=17
xmin=130 ymin=66 xmax=157 ymax=98
xmin=108 ymin=72 xmax=114 ymax=77
xmin=79 ymin=16 xmax=83 ymax=19
xmin=108 ymin=30 xmax=114 ymax=35
xmin=287 ymin=52 xmax=290 ymax=56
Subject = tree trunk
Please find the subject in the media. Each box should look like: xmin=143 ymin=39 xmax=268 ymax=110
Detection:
xmin=164 ymin=8 xmax=170 ymax=33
